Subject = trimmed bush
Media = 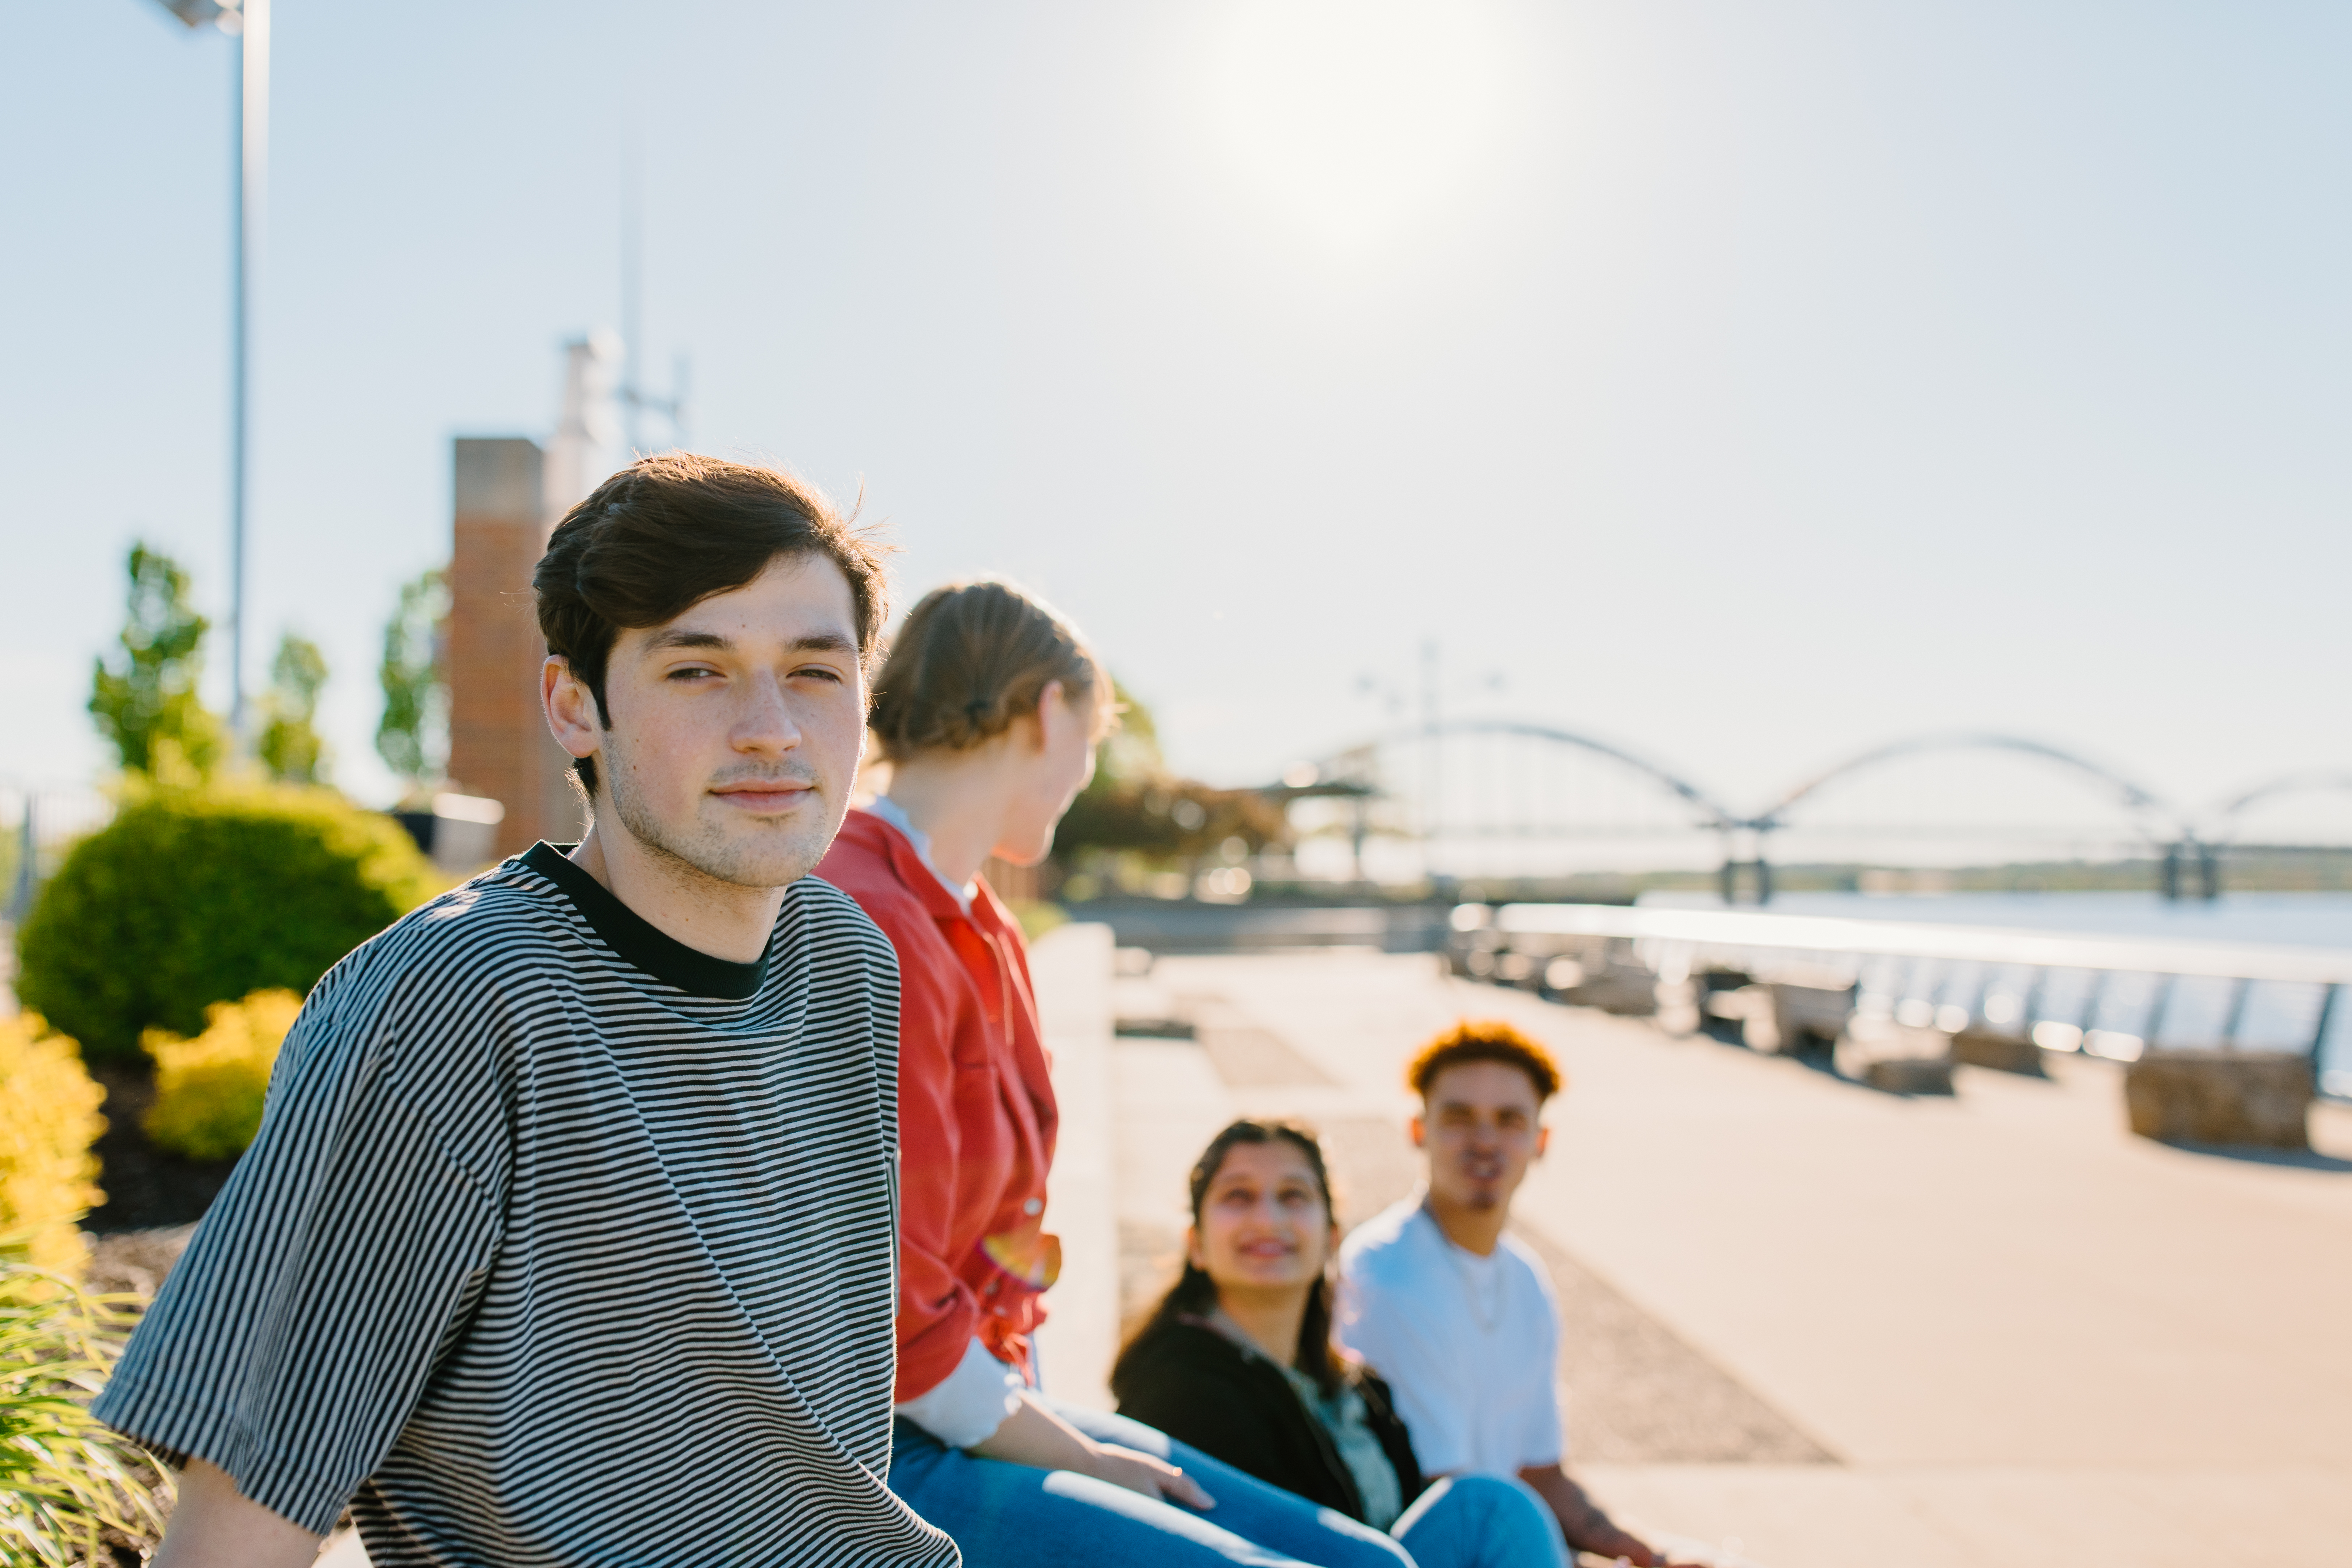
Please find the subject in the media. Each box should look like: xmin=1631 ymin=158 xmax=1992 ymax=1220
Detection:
xmin=14 ymin=784 xmax=436 ymax=1065
xmin=0 ymin=1261 xmax=171 ymax=1564
xmin=141 ymin=990 xmax=299 ymax=1163
xmin=0 ymin=1016 xmax=106 ymax=1279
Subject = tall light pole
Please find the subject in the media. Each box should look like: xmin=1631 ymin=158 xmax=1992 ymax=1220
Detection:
xmin=153 ymin=0 xmax=267 ymax=739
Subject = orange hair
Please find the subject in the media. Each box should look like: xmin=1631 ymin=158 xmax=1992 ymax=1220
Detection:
xmin=1405 ymin=1019 xmax=1563 ymax=1104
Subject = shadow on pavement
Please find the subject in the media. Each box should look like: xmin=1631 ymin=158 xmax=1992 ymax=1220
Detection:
xmin=2158 ymin=1140 xmax=2352 ymax=1173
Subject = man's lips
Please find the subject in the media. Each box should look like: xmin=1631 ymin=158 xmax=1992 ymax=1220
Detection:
xmin=710 ymin=781 xmax=815 ymax=812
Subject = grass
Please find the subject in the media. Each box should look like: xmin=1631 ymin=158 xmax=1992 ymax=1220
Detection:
xmin=0 ymin=1258 xmax=170 ymax=1567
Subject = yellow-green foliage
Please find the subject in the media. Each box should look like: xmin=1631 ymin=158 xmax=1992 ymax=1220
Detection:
xmin=0 ymin=1262 xmax=171 ymax=1565
xmin=0 ymin=1017 xmax=105 ymax=1279
xmin=142 ymin=990 xmax=301 ymax=1163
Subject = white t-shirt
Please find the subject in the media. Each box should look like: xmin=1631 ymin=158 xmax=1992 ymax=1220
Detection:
xmin=1336 ymin=1195 xmax=1565 ymax=1477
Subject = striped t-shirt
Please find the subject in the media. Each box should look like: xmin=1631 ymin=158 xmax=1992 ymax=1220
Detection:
xmin=95 ymin=842 xmax=961 ymax=1568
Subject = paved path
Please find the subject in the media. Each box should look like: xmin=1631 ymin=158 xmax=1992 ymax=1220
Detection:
xmin=1092 ymin=947 xmax=2352 ymax=1568
xmin=309 ymin=934 xmax=2352 ymax=1565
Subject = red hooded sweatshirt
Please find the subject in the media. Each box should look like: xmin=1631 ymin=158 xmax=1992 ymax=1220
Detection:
xmin=816 ymin=808 xmax=1060 ymax=1401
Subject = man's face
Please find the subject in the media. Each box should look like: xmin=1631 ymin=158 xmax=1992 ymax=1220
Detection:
xmin=1411 ymin=1060 xmax=1549 ymax=1215
xmin=569 ymin=552 xmax=867 ymax=889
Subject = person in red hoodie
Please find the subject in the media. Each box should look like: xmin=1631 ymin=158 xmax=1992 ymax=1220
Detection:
xmin=818 ymin=581 xmax=1411 ymax=1568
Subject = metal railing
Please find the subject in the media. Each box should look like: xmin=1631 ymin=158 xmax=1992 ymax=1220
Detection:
xmin=2 ymin=786 xmax=115 ymax=929
xmin=1459 ymin=902 xmax=2352 ymax=1094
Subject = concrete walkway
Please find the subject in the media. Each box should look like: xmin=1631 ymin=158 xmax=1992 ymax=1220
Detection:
xmin=311 ymin=932 xmax=2352 ymax=1565
xmin=1092 ymin=947 xmax=2352 ymax=1568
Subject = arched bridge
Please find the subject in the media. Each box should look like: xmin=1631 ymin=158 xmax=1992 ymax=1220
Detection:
xmin=1281 ymin=724 xmax=2335 ymax=902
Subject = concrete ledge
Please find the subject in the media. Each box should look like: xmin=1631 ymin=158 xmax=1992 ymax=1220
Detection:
xmin=2123 ymin=1049 xmax=2311 ymax=1148
xmin=1863 ymin=1055 xmax=1956 ymax=1096
xmin=1566 ymin=970 xmax=1663 ymax=1016
xmin=1768 ymin=981 xmax=1855 ymax=1051
xmin=1028 ymin=921 xmax=1120 ymax=1410
xmin=1951 ymin=1028 xmax=2046 ymax=1077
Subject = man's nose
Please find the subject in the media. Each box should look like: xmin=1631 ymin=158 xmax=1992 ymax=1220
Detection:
xmin=733 ymin=671 xmax=804 ymax=751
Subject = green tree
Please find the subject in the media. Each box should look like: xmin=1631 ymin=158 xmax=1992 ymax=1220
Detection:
xmin=1050 ymin=682 xmax=1287 ymax=866
xmin=376 ymin=567 xmax=449 ymax=798
xmin=88 ymin=544 xmax=223 ymax=779
xmin=256 ymin=633 xmax=329 ymax=784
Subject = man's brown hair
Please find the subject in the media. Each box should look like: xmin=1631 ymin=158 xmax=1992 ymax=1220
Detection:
xmin=867 ymin=579 xmax=1110 ymax=763
xmin=533 ymin=454 xmax=889 ymax=797
xmin=1405 ymin=1019 xmax=1564 ymax=1104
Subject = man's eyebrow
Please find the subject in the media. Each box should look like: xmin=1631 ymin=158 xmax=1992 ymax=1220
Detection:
xmin=641 ymin=628 xmax=859 ymax=655
xmin=786 ymin=630 xmax=860 ymax=655
xmin=645 ymin=629 xmax=731 ymax=652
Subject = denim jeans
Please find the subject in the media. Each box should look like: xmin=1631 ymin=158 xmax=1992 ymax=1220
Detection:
xmin=1391 ymin=1475 xmax=1571 ymax=1568
xmin=889 ymin=1401 xmax=1412 ymax=1568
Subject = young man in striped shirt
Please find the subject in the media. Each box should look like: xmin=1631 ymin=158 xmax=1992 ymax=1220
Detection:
xmin=100 ymin=456 xmax=960 ymax=1568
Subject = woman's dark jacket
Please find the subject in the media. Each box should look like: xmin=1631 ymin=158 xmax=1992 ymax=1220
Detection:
xmin=1112 ymin=1319 xmax=1425 ymax=1525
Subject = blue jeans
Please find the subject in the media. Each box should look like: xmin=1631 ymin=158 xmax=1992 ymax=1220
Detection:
xmin=889 ymin=1401 xmax=1411 ymax=1568
xmin=1391 ymin=1475 xmax=1571 ymax=1568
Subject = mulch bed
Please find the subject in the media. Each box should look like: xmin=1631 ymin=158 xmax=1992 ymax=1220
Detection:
xmin=87 ymin=1063 xmax=238 ymax=1234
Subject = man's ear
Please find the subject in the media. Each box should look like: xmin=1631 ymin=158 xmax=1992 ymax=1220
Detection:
xmin=544 ymin=657 xmax=602 ymax=762
xmin=1408 ymin=1113 xmax=1427 ymax=1151
xmin=1534 ymin=1123 xmax=1551 ymax=1160
xmin=1183 ymin=1225 xmax=1204 ymax=1272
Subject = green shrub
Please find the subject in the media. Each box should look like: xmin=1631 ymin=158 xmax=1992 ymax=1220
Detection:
xmin=141 ymin=990 xmax=299 ymax=1162
xmin=0 ymin=1018 xmax=106 ymax=1279
xmin=0 ymin=1260 xmax=170 ymax=1565
xmin=1006 ymin=899 xmax=1069 ymax=945
xmin=14 ymin=784 xmax=436 ymax=1065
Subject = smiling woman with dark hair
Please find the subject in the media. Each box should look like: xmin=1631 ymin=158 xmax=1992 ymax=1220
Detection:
xmin=1113 ymin=1120 xmax=1570 ymax=1568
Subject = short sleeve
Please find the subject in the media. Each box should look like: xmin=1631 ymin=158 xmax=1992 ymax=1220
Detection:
xmin=92 ymin=966 xmax=505 ymax=1536
xmin=1336 ymin=1263 xmax=1473 ymax=1477
xmin=1512 ymin=1250 xmax=1565 ymax=1467
xmin=1519 ymin=1360 xmax=1565 ymax=1468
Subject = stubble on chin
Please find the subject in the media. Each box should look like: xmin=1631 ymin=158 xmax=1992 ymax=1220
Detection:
xmin=608 ymin=766 xmax=842 ymax=891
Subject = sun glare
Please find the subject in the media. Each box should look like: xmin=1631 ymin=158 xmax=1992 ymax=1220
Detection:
xmin=1203 ymin=0 xmax=1514 ymax=256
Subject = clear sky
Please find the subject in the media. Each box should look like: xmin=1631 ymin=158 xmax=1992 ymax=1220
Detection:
xmin=7 ymin=0 xmax=2349 ymax=840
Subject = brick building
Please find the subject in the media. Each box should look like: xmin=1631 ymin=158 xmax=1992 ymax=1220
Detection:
xmin=446 ymin=437 xmax=587 ymax=860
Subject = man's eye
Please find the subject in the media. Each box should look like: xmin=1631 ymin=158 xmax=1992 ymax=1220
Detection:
xmin=793 ymin=666 xmax=844 ymax=684
xmin=668 ymin=667 xmax=717 ymax=682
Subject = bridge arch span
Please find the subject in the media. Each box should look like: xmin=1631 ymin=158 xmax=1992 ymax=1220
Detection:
xmin=2209 ymin=772 xmax=2352 ymax=842
xmin=1317 ymin=719 xmax=1740 ymax=832
xmin=1756 ymin=732 xmax=2189 ymax=841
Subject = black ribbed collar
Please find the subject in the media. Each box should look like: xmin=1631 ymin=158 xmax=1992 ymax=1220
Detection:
xmin=523 ymin=842 xmax=769 ymax=1001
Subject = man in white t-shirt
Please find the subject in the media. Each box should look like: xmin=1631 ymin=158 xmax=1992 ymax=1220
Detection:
xmin=1338 ymin=1021 xmax=1685 ymax=1567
